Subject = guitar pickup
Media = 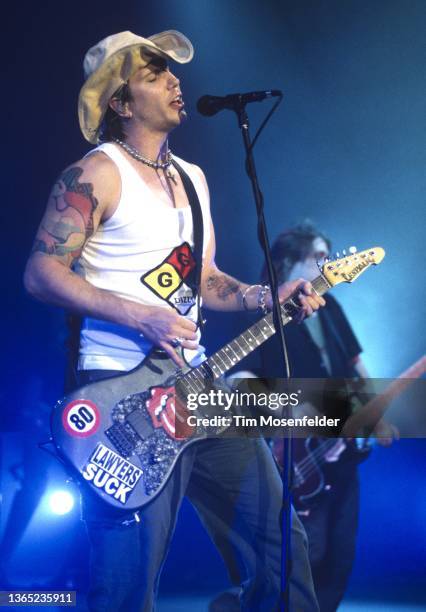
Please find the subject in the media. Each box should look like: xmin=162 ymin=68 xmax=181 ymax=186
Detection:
xmin=126 ymin=408 xmax=152 ymax=438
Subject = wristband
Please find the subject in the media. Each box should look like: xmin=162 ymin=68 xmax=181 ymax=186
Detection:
xmin=257 ymin=285 xmax=270 ymax=315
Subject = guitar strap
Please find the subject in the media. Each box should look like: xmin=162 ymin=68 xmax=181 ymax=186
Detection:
xmin=64 ymin=158 xmax=205 ymax=392
xmin=171 ymin=158 xmax=204 ymax=331
xmin=320 ymin=307 xmax=358 ymax=377
xmin=64 ymin=312 xmax=82 ymax=394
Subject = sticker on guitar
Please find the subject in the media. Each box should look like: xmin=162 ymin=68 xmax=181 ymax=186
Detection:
xmin=62 ymin=399 xmax=100 ymax=438
xmin=82 ymin=443 xmax=143 ymax=505
xmin=146 ymin=384 xmax=194 ymax=440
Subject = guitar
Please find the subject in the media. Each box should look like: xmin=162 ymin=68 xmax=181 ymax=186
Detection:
xmin=51 ymin=247 xmax=385 ymax=510
xmin=290 ymin=437 xmax=368 ymax=508
xmin=278 ymin=356 xmax=426 ymax=509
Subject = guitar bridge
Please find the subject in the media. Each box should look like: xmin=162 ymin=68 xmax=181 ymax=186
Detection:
xmin=105 ymin=422 xmax=139 ymax=458
xmin=105 ymin=408 xmax=151 ymax=458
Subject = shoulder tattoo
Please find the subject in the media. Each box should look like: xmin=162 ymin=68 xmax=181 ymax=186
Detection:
xmin=32 ymin=166 xmax=99 ymax=265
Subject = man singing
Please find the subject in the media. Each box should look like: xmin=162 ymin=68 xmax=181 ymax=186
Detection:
xmin=24 ymin=30 xmax=324 ymax=611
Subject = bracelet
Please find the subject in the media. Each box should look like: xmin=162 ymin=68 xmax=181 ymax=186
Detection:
xmin=257 ymin=285 xmax=270 ymax=315
xmin=242 ymin=284 xmax=263 ymax=311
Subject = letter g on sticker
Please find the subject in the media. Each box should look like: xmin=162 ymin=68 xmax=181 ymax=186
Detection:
xmin=158 ymin=272 xmax=173 ymax=287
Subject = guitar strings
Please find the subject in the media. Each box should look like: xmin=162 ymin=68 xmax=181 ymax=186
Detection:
xmin=292 ymin=438 xmax=342 ymax=484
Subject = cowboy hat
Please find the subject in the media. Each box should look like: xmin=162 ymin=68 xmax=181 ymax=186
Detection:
xmin=78 ymin=30 xmax=194 ymax=144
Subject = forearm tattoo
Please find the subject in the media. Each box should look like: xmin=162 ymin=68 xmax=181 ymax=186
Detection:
xmin=206 ymin=273 xmax=242 ymax=302
xmin=32 ymin=166 xmax=98 ymax=266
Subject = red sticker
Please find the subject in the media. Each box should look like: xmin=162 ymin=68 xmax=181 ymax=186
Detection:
xmin=62 ymin=399 xmax=100 ymax=438
xmin=167 ymin=243 xmax=196 ymax=279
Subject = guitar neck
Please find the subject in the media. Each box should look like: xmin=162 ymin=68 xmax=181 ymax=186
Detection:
xmin=184 ymin=274 xmax=330 ymax=390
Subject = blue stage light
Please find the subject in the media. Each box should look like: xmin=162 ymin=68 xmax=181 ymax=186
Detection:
xmin=48 ymin=490 xmax=75 ymax=515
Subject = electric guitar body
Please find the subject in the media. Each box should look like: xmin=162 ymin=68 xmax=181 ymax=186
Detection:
xmin=50 ymin=248 xmax=386 ymax=510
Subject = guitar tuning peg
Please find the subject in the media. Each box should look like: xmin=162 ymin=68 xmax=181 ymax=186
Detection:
xmin=342 ymin=249 xmax=346 ymax=256
xmin=335 ymin=252 xmax=340 ymax=259
xmin=349 ymin=246 xmax=357 ymax=254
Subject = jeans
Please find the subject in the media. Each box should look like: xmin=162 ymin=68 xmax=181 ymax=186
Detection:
xmin=300 ymin=463 xmax=360 ymax=612
xmin=76 ymin=369 xmax=319 ymax=612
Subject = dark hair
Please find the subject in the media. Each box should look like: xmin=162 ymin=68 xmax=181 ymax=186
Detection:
xmin=98 ymin=82 xmax=133 ymax=143
xmin=260 ymin=221 xmax=331 ymax=284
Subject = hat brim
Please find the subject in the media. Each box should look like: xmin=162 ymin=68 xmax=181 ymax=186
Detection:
xmin=78 ymin=31 xmax=193 ymax=144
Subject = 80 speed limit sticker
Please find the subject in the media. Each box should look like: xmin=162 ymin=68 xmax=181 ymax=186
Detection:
xmin=62 ymin=399 xmax=100 ymax=437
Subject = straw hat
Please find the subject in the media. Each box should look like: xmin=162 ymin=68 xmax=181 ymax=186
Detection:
xmin=78 ymin=30 xmax=194 ymax=143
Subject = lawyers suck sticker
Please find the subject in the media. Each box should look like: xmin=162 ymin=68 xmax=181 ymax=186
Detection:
xmin=82 ymin=443 xmax=143 ymax=505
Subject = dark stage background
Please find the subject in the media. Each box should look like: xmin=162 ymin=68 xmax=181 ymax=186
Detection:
xmin=2 ymin=0 xmax=425 ymax=607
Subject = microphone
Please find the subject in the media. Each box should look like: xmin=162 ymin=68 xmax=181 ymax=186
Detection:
xmin=197 ymin=90 xmax=282 ymax=117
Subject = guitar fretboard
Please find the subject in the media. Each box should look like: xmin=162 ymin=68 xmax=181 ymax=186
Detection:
xmin=181 ymin=275 xmax=330 ymax=394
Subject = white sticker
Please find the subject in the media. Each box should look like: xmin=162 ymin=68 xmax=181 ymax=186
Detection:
xmin=82 ymin=443 xmax=143 ymax=505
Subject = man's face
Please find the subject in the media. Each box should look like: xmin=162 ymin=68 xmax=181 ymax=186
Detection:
xmin=287 ymin=237 xmax=329 ymax=282
xmin=126 ymin=56 xmax=185 ymax=133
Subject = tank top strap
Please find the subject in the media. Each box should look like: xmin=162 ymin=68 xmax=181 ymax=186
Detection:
xmin=84 ymin=142 xmax=143 ymax=192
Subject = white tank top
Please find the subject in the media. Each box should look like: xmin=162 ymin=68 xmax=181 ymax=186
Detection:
xmin=76 ymin=142 xmax=211 ymax=371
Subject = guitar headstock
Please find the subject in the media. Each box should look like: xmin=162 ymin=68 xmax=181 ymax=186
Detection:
xmin=320 ymin=247 xmax=385 ymax=287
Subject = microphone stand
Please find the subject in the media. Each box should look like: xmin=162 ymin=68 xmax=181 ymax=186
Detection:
xmin=233 ymin=99 xmax=292 ymax=612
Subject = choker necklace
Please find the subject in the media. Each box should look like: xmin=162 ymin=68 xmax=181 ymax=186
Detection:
xmin=113 ymin=138 xmax=177 ymax=184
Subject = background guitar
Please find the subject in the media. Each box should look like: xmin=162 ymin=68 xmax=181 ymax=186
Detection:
xmin=272 ymin=355 xmax=426 ymax=509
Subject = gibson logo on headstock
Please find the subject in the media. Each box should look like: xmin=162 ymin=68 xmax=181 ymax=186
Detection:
xmin=341 ymin=259 xmax=369 ymax=281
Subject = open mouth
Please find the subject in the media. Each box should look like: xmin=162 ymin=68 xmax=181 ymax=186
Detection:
xmin=170 ymin=94 xmax=184 ymax=110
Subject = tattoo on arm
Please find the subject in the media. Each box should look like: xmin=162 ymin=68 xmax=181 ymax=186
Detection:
xmin=32 ymin=166 xmax=98 ymax=266
xmin=206 ymin=273 xmax=242 ymax=301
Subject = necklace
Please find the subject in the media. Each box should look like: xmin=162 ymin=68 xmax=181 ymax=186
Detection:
xmin=113 ymin=138 xmax=177 ymax=185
